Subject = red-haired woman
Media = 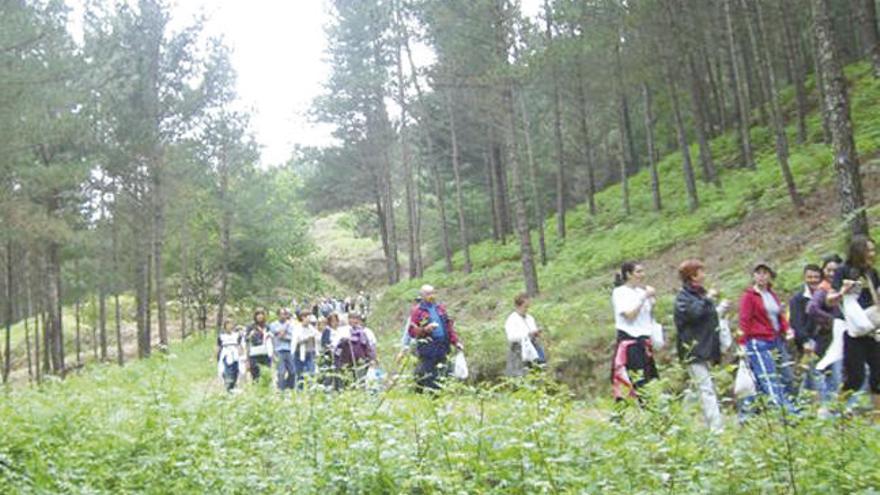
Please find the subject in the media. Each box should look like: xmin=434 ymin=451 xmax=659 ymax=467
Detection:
xmin=674 ymin=259 xmax=724 ymax=431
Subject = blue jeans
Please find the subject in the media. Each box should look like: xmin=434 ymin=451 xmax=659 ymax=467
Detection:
xmin=775 ymin=338 xmax=797 ymax=400
xmin=276 ymin=350 xmax=296 ymax=390
xmin=803 ymin=358 xmax=843 ymax=405
xmin=294 ymin=351 xmax=316 ymax=390
xmin=740 ymin=339 xmax=797 ymax=417
xmin=223 ymin=361 xmax=239 ymax=392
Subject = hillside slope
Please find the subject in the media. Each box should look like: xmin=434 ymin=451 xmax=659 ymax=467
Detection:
xmin=370 ymin=63 xmax=880 ymax=394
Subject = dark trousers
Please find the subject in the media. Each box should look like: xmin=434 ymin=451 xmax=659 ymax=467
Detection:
xmin=614 ymin=331 xmax=659 ymax=390
xmin=223 ymin=361 xmax=239 ymax=392
xmin=843 ymin=333 xmax=880 ymax=394
xmin=249 ymin=355 xmax=271 ymax=382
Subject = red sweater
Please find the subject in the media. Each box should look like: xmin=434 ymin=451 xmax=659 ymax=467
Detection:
xmin=738 ymin=286 xmax=789 ymax=343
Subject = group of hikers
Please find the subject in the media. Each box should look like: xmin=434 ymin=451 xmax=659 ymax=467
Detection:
xmin=216 ymin=293 xmax=380 ymax=393
xmin=216 ymin=235 xmax=880 ymax=429
xmin=614 ymin=234 xmax=880 ymax=430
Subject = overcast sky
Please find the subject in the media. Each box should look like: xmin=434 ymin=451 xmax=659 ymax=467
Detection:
xmin=70 ymin=0 xmax=543 ymax=167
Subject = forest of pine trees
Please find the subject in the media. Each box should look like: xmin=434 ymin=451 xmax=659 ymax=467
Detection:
xmin=1 ymin=0 xmax=879 ymax=382
xmin=0 ymin=1 xmax=317 ymax=382
xmin=301 ymin=0 xmax=879 ymax=298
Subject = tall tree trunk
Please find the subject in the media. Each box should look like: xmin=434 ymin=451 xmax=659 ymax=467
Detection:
xmin=687 ymin=53 xmax=721 ymax=186
xmin=36 ymin=311 xmax=43 ymax=384
xmin=99 ymin=285 xmax=107 ymax=361
xmin=75 ymin=290 xmax=81 ymax=366
xmin=216 ymin=151 xmax=231 ymax=333
xmin=493 ymin=141 xmax=512 ymax=242
xmin=179 ymin=221 xmax=190 ymax=340
xmin=666 ymin=65 xmax=700 ymax=211
xmin=518 ymin=91 xmax=548 ymax=266
xmin=577 ymin=70 xmax=596 ymax=216
xmin=25 ymin=254 xmax=33 ymax=383
xmin=856 ymin=0 xmax=880 ymax=77
xmin=739 ymin=6 xmax=770 ymax=127
xmin=402 ymin=22 xmax=448 ymax=273
xmin=445 ymin=90 xmax=472 ymax=273
xmin=91 ymin=294 xmax=99 ymax=361
xmin=485 ymin=146 xmax=501 ymax=243
xmin=780 ymin=0 xmax=809 ymax=143
xmin=152 ymin=163 xmax=168 ymax=349
xmin=704 ymin=48 xmax=726 ymax=135
xmin=46 ymin=242 xmax=63 ymax=375
xmin=724 ymin=0 xmax=756 ymax=168
xmin=136 ymin=234 xmax=150 ymax=359
xmin=3 ymin=241 xmax=12 ymax=383
xmin=811 ymin=25 xmax=834 ymax=144
xmin=488 ymin=128 xmax=506 ymax=244
xmin=812 ymin=0 xmax=869 ymax=235
xmin=546 ymin=0 xmax=566 ymax=240
xmin=746 ymin=0 xmax=804 ymax=208
xmin=393 ymin=10 xmax=419 ymax=280
xmin=112 ymin=208 xmax=124 ymax=366
xmin=431 ymin=157 xmax=454 ymax=273
xmin=504 ymin=84 xmax=539 ymax=296
xmin=643 ymin=83 xmax=662 ymax=211
xmin=618 ymin=134 xmax=631 ymax=215
xmin=614 ymin=37 xmax=637 ymax=181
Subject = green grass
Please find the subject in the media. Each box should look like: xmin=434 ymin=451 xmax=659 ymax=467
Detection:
xmin=2 ymin=335 xmax=879 ymax=493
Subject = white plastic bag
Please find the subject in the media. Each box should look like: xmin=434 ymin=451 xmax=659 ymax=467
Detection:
xmin=734 ymin=359 xmax=757 ymax=398
xmin=842 ymin=293 xmax=876 ymax=337
xmin=521 ymin=337 xmax=539 ymax=363
xmin=816 ymin=319 xmax=846 ymax=370
xmin=718 ymin=318 xmax=733 ymax=352
xmin=650 ymin=321 xmax=665 ymax=350
xmin=453 ymin=352 xmax=469 ymax=380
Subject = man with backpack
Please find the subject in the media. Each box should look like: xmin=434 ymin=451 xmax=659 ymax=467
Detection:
xmin=407 ymin=285 xmax=462 ymax=392
xmin=333 ymin=312 xmax=377 ymax=390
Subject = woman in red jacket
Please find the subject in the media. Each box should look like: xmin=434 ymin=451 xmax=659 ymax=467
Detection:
xmin=739 ymin=262 xmax=797 ymax=416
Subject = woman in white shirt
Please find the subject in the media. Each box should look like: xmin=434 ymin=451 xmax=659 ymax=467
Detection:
xmin=610 ymin=261 xmax=660 ymax=400
xmin=505 ymin=293 xmax=543 ymax=377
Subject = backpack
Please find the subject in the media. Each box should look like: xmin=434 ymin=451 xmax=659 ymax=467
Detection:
xmin=334 ymin=327 xmax=374 ymax=368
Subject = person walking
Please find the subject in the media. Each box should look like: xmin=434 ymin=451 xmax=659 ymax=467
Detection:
xmin=610 ymin=262 xmax=660 ymax=401
xmin=674 ymin=259 xmax=724 ymax=432
xmin=244 ymin=309 xmax=272 ymax=384
xmin=270 ymin=308 xmax=296 ymax=391
xmin=217 ymin=319 xmax=244 ymax=392
xmin=806 ymin=254 xmax=845 ymax=413
xmin=833 ymin=236 xmax=880 ymax=417
xmin=407 ymin=285 xmax=462 ymax=392
xmin=333 ymin=312 xmax=377 ymax=389
xmin=294 ymin=313 xmax=319 ymax=389
xmin=504 ymin=293 xmax=544 ymax=377
xmin=739 ymin=262 xmax=797 ymax=416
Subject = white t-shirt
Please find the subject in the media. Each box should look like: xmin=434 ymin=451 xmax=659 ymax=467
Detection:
xmin=505 ymin=311 xmax=538 ymax=344
xmin=612 ymin=285 xmax=655 ymax=338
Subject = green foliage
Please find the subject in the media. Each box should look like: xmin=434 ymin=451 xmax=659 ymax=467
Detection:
xmin=2 ymin=336 xmax=879 ymax=493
